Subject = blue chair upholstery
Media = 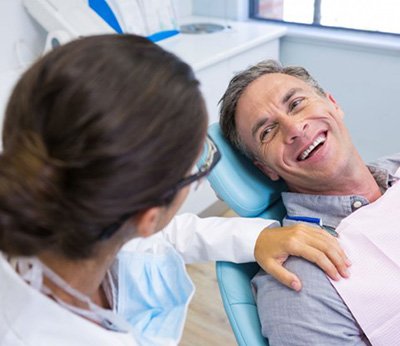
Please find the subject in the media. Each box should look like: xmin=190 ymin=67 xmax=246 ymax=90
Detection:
xmin=205 ymin=123 xmax=287 ymax=345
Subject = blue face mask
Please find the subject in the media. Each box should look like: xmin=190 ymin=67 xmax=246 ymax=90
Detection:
xmin=116 ymin=237 xmax=195 ymax=346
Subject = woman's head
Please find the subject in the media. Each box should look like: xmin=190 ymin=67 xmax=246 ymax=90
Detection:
xmin=0 ymin=34 xmax=207 ymax=259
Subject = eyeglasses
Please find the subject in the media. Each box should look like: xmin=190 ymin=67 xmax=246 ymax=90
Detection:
xmin=98 ymin=135 xmax=221 ymax=240
xmin=160 ymin=135 xmax=221 ymax=200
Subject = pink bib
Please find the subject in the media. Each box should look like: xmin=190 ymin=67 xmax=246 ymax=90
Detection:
xmin=332 ymin=169 xmax=400 ymax=345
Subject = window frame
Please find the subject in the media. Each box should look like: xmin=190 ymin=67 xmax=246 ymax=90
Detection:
xmin=249 ymin=0 xmax=400 ymax=39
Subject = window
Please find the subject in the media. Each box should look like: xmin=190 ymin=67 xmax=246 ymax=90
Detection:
xmin=250 ymin=0 xmax=400 ymax=36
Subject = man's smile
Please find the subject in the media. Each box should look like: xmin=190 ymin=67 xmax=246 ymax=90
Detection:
xmin=297 ymin=132 xmax=327 ymax=161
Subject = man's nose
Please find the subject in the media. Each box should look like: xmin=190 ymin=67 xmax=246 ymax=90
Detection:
xmin=281 ymin=118 xmax=309 ymax=144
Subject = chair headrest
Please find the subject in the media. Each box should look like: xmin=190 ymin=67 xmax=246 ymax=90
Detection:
xmin=201 ymin=123 xmax=286 ymax=217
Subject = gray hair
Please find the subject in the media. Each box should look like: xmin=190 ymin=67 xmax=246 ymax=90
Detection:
xmin=219 ymin=59 xmax=325 ymax=160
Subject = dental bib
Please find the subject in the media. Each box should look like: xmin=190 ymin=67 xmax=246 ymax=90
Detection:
xmin=331 ymin=171 xmax=400 ymax=345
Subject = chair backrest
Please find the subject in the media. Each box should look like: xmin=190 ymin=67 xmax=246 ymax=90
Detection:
xmin=206 ymin=123 xmax=286 ymax=219
xmin=202 ymin=123 xmax=287 ymax=345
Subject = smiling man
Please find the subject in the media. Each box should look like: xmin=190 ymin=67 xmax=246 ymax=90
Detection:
xmin=219 ymin=60 xmax=400 ymax=345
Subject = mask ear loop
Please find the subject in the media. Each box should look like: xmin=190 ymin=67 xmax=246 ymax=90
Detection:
xmin=9 ymin=256 xmax=44 ymax=290
xmin=10 ymin=255 xmax=132 ymax=333
xmin=38 ymin=260 xmax=132 ymax=332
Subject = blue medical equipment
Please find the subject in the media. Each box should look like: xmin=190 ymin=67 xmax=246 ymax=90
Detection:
xmin=205 ymin=123 xmax=287 ymax=345
xmin=146 ymin=30 xmax=180 ymax=43
xmin=23 ymin=0 xmax=179 ymax=49
xmin=89 ymin=0 xmax=179 ymax=42
xmin=89 ymin=0 xmax=123 ymax=34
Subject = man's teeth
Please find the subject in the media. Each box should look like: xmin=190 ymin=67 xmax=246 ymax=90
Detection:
xmin=299 ymin=135 xmax=326 ymax=161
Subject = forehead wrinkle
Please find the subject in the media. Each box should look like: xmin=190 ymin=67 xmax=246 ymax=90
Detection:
xmin=281 ymin=87 xmax=303 ymax=105
xmin=249 ymin=88 xmax=302 ymax=140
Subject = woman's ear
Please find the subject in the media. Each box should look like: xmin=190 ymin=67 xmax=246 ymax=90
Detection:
xmin=133 ymin=207 xmax=162 ymax=238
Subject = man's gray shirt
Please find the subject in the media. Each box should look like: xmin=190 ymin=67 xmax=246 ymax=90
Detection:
xmin=252 ymin=153 xmax=400 ymax=346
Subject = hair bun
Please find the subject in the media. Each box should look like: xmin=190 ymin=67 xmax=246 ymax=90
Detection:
xmin=0 ymin=132 xmax=63 ymax=256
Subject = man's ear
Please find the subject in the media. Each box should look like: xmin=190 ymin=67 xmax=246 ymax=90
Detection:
xmin=133 ymin=207 xmax=162 ymax=238
xmin=254 ymin=160 xmax=280 ymax=181
xmin=327 ymin=93 xmax=344 ymax=118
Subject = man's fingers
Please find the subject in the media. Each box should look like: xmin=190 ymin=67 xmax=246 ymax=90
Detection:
xmin=263 ymin=260 xmax=302 ymax=292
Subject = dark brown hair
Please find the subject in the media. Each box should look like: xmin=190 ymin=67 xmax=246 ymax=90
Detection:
xmin=0 ymin=34 xmax=207 ymax=259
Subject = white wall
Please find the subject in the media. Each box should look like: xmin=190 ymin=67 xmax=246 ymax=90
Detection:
xmin=192 ymin=0 xmax=248 ymax=20
xmin=0 ymin=1 xmax=46 ymax=136
xmin=173 ymin=0 xmax=192 ymax=20
xmin=0 ymin=1 xmax=46 ymax=73
xmin=280 ymin=34 xmax=400 ymax=162
xmin=0 ymin=0 xmax=191 ymax=128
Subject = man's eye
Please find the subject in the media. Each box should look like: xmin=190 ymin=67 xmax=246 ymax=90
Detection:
xmin=289 ymin=98 xmax=303 ymax=112
xmin=260 ymin=126 xmax=275 ymax=141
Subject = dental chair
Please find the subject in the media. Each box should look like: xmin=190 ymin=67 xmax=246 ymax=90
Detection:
xmin=206 ymin=123 xmax=287 ymax=346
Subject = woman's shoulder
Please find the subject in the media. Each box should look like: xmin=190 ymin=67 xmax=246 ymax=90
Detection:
xmin=0 ymin=254 xmax=138 ymax=346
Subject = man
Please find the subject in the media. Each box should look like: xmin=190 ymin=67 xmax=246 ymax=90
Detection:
xmin=219 ymin=59 xmax=400 ymax=345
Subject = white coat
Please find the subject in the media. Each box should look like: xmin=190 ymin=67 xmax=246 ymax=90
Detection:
xmin=0 ymin=213 xmax=277 ymax=345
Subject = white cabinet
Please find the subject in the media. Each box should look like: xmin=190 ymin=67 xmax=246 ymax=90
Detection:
xmin=160 ymin=17 xmax=286 ymax=215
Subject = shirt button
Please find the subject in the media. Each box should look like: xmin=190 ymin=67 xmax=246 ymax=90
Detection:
xmin=353 ymin=200 xmax=363 ymax=209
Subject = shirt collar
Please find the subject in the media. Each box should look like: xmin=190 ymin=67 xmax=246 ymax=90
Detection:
xmin=282 ymin=164 xmax=397 ymax=229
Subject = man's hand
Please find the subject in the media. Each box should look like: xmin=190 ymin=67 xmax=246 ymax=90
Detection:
xmin=254 ymin=224 xmax=351 ymax=292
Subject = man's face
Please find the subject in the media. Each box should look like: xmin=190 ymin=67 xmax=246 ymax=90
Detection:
xmin=235 ymin=73 xmax=354 ymax=194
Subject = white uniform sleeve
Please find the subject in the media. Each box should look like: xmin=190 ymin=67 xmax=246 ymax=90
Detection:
xmin=160 ymin=213 xmax=280 ymax=264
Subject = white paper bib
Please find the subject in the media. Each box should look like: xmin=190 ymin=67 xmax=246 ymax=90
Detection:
xmin=332 ymin=178 xmax=400 ymax=345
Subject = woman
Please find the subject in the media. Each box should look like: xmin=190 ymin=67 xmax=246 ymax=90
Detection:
xmin=0 ymin=35 xmax=346 ymax=345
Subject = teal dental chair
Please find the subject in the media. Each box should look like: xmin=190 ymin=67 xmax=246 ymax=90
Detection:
xmin=205 ymin=123 xmax=287 ymax=345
